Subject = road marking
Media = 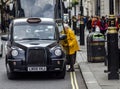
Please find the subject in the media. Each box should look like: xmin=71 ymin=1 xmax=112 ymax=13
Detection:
xmin=70 ymin=72 xmax=75 ymax=89
xmin=73 ymin=72 xmax=79 ymax=89
xmin=70 ymin=71 xmax=79 ymax=89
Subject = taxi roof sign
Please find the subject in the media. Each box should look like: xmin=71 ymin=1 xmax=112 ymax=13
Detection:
xmin=27 ymin=18 xmax=41 ymax=23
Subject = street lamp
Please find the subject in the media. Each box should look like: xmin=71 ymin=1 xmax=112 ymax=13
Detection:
xmin=107 ymin=0 xmax=119 ymax=80
xmin=109 ymin=0 xmax=114 ymax=14
xmin=80 ymin=0 xmax=83 ymax=16
xmin=96 ymin=0 xmax=100 ymax=16
xmin=68 ymin=0 xmax=72 ymax=27
xmin=79 ymin=0 xmax=85 ymax=45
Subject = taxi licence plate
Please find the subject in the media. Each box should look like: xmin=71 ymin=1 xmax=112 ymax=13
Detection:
xmin=27 ymin=67 xmax=47 ymax=72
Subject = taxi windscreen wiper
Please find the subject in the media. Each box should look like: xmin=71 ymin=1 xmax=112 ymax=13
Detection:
xmin=21 ymin=38 xmax=41 ymax=40
xmin=40 ymin=39 xmax=55 ymax=40
xmin=16 ymin=38 xmax=55 ymax=40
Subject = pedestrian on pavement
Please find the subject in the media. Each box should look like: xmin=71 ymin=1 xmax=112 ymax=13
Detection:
xmin=76 ymin=14 xmax=81 ymax=35
xmin=83 ymin=16 xmax=88 ymax=27
xmin=86 ymin=16 xmax=92 ymax=33
xmin=72 ymin=15 xmax=77 ymax=35
xmin=100 ymin=16 xmax=108 ymax=35
xmin=91 ymin=16 xmax=100 ymax=32
xmin=60 ymin=24 xmax=80 ymax=72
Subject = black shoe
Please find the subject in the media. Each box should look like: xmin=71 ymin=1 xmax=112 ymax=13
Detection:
xmin=67 ymin=68 xmax=74 ymax=72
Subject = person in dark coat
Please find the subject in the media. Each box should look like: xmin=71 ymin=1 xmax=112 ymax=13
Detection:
xmin=86 ymin=16 xmax=92 ymax=33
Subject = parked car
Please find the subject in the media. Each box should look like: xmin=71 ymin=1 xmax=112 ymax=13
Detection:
xmin=1 ymin=17 xmax=67 ymax=79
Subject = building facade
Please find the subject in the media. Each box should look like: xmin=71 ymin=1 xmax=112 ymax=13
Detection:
xmin=0 ymin=0 xmax=120 ymax=21
xmin=83 ymin=0 xmax=120 ymax=17
xmin=115 ymin=0 xmax=120 ymax=16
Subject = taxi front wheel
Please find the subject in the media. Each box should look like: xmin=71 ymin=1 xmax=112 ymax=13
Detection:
xmin=55 ymin=64 xmax=66 ymax=79
xmin=6 ymin=63 xmax=16 ymax=80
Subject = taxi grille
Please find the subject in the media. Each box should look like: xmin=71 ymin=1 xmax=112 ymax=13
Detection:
xmin=28 ymin=48 xmax=46 ymax=65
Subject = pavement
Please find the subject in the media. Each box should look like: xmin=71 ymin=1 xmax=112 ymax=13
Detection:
xmin=76 ymin=31 xmax=120 ymax=89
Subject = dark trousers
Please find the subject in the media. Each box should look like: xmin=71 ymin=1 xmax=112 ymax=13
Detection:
xmin=66 ymin=52 xmax=76 ymax=69
xmin=69 ymin=54 xmax=75 ymax=69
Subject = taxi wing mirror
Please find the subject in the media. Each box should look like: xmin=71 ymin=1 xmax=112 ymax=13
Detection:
xmin=59 ymin=34 xmax=67 ymax=40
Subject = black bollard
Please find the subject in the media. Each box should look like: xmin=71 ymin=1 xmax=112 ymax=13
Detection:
xmin=107 ymin=15 xmax=119 ymax=80
xmin=117 ymin=16 xmax=120 ymax=69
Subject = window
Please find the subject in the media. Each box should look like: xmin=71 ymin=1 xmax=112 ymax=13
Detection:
xmin=13 ymin=24 xmax=56 ymax=40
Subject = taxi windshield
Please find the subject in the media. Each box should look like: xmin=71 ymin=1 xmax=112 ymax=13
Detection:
xmin=13 ymin=24 xmax=56 ymax=41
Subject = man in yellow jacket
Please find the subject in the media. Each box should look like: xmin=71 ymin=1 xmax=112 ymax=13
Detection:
xmin=60 ymin=24 xmax=80 ymax=72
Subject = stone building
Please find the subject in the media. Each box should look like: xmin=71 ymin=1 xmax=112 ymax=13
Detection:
xmin=84 ymin=0 xmax=120 ymax=17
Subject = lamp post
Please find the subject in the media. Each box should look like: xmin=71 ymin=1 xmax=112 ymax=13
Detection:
xmin=107 ymin=0 xmax=119 ymax=80
xmin=109 ymin=0 xmax=114 ymax=14
xmin=80 ymin=0 xmax=83 ymax=16
xmin=79 ymin=0 xmax=85 ymax=45
xmin=74 ymin=4 xmax=76 ymax=16
xmin=68 ymin=0 xmax=71 ymax=27
xmin=96 ymin=0 xmax=100 ymax=16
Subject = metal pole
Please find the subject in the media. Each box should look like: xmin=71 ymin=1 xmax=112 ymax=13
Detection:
xmin=109 ymin=0 xmax=114 ymax=14
xmin=95 ymin=0 xmax=100 ymax=16
xmin=107 ymin=0 xmax=119 ymax=80
xmin=79 ymin=0 xmax=85 ymax=45
xmin=74 ymin=5 xmax=76 ymax=16
xmin=80 ymin=0 xmax=83 ymax=16
xmin=68 ymin=0 xmax=71 ymax=27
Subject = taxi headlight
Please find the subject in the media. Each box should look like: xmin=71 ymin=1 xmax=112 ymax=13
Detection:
xmin=11 ymin=49 xmax=19 ymax=57
xmin=54 ymin=49 xmax=62 ymax=56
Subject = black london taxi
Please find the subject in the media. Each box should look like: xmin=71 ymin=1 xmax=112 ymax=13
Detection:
xmin=1 ymin=17 xmax=67 ymax=79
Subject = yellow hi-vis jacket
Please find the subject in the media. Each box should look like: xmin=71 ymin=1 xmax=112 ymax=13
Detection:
xmin=60 ymin=28 xmax=80 ymax=55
